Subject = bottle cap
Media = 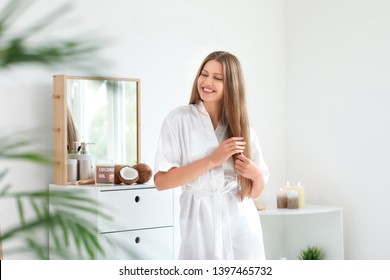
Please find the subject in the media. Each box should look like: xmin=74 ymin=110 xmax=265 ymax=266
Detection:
xmin=78 ymin=142 xmax=95 ymax=154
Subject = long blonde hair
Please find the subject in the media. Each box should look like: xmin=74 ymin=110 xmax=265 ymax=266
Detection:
xmin=67 ymin=106 xmax=78 ymax=152
xmin=189 ymin=51 xmax=252 ymax=200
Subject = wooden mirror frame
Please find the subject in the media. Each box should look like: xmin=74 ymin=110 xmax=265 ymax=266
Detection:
xmin=52 ymin=75 xmax=141 ymax=185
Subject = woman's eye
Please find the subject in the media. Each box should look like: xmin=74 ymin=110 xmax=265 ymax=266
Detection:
xmin=214 ymin=77 xmax=223 ymax=81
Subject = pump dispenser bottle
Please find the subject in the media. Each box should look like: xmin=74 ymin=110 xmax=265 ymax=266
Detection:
xmin=77 ymin=142 xmax=93 ymax=180
xmin=68 ymin=141 xmax=78 ymax=159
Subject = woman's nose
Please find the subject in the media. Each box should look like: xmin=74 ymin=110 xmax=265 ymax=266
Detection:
xmin=203 ymin=77 xmax=213 ymax=85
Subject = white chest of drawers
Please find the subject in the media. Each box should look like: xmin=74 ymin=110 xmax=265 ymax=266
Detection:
xmin=49 ymin=184 xmax=174 ymax=260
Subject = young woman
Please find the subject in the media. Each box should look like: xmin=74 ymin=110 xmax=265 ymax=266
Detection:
xmin=154 ymin=51 xmax=269 ymax=260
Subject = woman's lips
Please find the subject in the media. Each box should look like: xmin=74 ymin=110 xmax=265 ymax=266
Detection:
xmin=201 ymin=87 xmax=215 ymax=93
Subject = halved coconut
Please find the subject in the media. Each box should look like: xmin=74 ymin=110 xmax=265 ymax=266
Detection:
xmin=133 ymin=163 xmax=152 ymax=184
xmin=119 ymin=166 xmax=139 ymax=185
xmin=114 ymin=164 xmax=128 ymax=184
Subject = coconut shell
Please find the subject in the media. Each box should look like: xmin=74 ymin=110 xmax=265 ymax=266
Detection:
xmin=133 ymin=163 xmax=152 ymax=184
xmin=119 ymin=166 xmax=139 ymax=185
xmin=114 ymin=164 xmax=128 ymax=184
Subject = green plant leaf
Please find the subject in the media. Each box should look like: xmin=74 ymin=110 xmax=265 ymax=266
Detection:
xmin=0 ymin=0 xmax=33 ymax=38
xmin=0 ymin=0 xmax=103 ymax=69
xmin=0 ymin=0 xmax=119 ymax=260
xmin=0 ymin=127 xmax=52 ymax=165
xmin=15 ymin=196 xmax=26 ymax=226
xmin=25 ymin=238 xmax=48 ymax=259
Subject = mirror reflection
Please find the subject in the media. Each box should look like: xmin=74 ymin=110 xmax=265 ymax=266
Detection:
xmin=66 ymin=77 xmax=140 ymax=165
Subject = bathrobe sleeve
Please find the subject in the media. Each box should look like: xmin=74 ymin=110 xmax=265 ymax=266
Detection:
xmin=250 ymin=128 xmax=270 ymax=184
xmin=154 ymin=114 xmax=182 ymax=173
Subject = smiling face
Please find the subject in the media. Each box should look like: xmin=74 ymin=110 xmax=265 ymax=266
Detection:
xmin=197 ymin=59 xmax=224 ymax=105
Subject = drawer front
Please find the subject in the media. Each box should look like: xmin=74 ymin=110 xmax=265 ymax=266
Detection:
xmin=98 ymin=187 xmax=173 ymax=232
xmin=98 ymin=226 xmax=174 ymax=260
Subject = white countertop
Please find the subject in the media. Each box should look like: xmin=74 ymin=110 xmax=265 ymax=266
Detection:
xmin=258 ymin=204 xmax=342 ymax=216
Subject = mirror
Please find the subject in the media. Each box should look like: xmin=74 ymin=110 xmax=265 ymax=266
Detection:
xmin=53 ymin=75 xmax=140 ymax=185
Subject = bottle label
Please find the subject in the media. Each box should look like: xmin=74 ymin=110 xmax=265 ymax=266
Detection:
xmin=95 ymin=164 xmax=115 ymax=185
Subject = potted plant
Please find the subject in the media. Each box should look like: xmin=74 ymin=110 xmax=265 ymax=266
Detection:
xmin=297 ymin=245 xmax=325 ymax=260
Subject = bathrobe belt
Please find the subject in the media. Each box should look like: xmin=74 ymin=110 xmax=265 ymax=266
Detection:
xmin=185 ymin=179 xmax=236 ymax=260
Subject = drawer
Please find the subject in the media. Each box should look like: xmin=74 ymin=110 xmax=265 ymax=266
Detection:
xmin=98 ymin=226 xmax=174 ymax=260
xmin=98 ymin=187 xmax=173 ymax=232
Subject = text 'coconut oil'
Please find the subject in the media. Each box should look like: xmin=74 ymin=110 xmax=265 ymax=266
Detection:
xmin=95 ymin=160 xmax=115 ymax=185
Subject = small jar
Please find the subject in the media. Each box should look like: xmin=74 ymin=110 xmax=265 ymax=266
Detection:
xmin=95 ymin=160 xmax=115 ymax=185
xmin=67 ymin=159 xmax=77 ymax=182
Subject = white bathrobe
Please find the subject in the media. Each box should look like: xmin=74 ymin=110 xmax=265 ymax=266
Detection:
xmin=154 ymin=101 xmax=269 ymax=260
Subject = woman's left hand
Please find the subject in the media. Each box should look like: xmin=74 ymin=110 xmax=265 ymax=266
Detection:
xmin=234 ymin=153 xmax=261 ymax=181
xmin=235 ymin=154 xmax=265 ymax=197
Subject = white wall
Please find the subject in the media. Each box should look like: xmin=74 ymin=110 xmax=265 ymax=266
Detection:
xmin=285 ymin=0 xmax=390 ymax=259
xmin=0 ymin=0 xmax=285 ymax=259
xmin=3 ymin=0 xmax=387 ymax=261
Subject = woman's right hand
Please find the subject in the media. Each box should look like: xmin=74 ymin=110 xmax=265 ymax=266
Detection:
xmin=155 ymin=137 xmax=245 ymax=191
xmin=208 ymin=137 xmax=246 ymax=167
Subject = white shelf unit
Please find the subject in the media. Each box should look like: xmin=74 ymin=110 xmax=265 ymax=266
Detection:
xmin=49 ymin=184 xmax=174 ymax=260
xmin=258 ymin=205 xmax=344 ymax=260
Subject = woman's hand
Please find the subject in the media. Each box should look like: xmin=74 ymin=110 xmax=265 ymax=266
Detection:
xmin=235 ymin=153 xmax=265 ymax=197
xmin=154 ymin=137 xmax=248 ymax=191
xmin=234 ymin=153 xmax=261 ymax=180
xmin=208 ymin=137 xmax=246 ymax=168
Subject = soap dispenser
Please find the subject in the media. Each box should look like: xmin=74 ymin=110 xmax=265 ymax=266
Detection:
xmin=77 ymin=142 xmax=93 ymax=180
xmin=68 ymin=141 xmax=78 ymax=159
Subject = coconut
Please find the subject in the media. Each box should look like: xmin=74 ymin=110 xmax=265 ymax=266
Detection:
xmin=133 ymin=163 xmax=152 ymax=184
xmin=119 ymin=166 xmax=139 ymax=185
xmin=114 ymin=164 xmax=128 ymax=184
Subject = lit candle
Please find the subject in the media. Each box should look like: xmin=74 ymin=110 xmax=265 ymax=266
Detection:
xmin=277 ymin=187 xmax=288 ymax=208
xmin=295 ymin=181 xmax=305 ymax=208
xmin=287 ymin=189 xmax=299 ymax=209
xmin=284 ymin=181 xmax=292 ymax=190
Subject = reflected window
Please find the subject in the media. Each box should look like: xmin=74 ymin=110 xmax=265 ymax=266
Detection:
xmin=67 ymin=79 xmax=138 ymax=164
